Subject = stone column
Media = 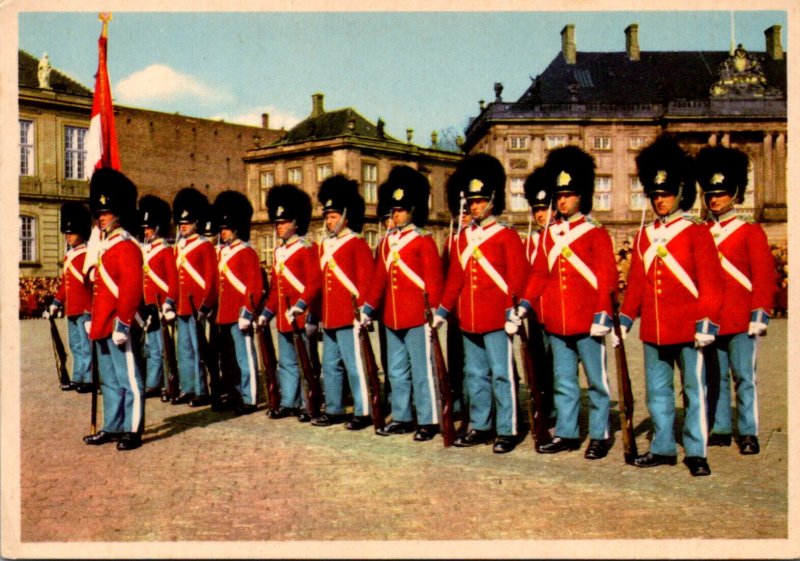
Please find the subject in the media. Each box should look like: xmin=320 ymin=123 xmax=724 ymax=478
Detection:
xmin=762 ymin=132 xmax=774 ymax=206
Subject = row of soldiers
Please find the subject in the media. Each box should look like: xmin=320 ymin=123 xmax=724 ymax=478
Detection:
xmin=46 ymin=134 xmax=775 ymax=476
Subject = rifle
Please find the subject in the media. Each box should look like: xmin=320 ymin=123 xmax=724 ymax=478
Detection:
xmin=47 ymin=315 xmax=71 ymax=388
xmin=284 ymin=296 xmax=322 ymax=418
xmin=423 ymin=292 xmax=456 ymax=447
xmin=513 ymin=296 xmax=552 ymax=451
xmin=351 ymin=296 xmax=386 ymax=430
xmin=189 ymin=295 xmax=222 ymax=406
xmin=610 ymin=291 xmax=638 ymax=465
xmin=250 ymin=294 xmax=281 ymax=412
xmin=156 ymin=295 xmax=180 ymax=400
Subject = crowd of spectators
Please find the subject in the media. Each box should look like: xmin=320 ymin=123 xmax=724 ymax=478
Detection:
xmin=771 ymin=244 xmax=789 ymax=318
xmin=18 ymin=277 xmax=59 ymax=319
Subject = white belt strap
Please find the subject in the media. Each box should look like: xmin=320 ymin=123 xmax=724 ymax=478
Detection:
xmin=386 ymin=231 xmax=426 ymax=291
xmin=459 ymin=223 xmax=508 ymax=294
xmin=710 ymin=219 xmax=753 ymax=292
xmin=546 ymin=222 xmax=598 ymax=290
xmin=65 ymin=249 xmax=86 ymax=283
xmin=644 ymin=221 xmax=698 ymax=298
xmin=144 ymin=244 xmax=170 ymax=293
xmin=275 ymin=242 xmax=307 ymax=294
xmin=98 ymin=263 xmax=119 ymax=298
xmin=322 ymin=234 xmax=360 ymax=297
xmin=219 ymin=243 xmax=248 ymax=296
xmin=177 ymin=238 xmax=207 ymax=290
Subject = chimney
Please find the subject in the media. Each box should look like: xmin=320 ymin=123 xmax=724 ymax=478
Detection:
xmin=311 ymin=93 xmax=324 ymax=117
xmin=625 ymin=24 xmax=640 ymax=61
xmin=261 ymin=113 xmax=269 ymax=129
xmin=765 ymin=25 xmax=783 ymax=60
xmin=561 ymin=24 xmax=576 ymax=65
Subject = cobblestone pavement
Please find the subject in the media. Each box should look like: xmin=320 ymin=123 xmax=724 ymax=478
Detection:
xmin=8 ymin=318 xmax=792 ymax=557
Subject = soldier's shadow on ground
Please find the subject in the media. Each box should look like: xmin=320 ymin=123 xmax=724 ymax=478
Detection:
xmin=141 ymin=404 xmax=244 ymax=444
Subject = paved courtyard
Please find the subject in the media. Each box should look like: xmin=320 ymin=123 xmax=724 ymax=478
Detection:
xmin=5 ymin=317 xmax=793 ymax=558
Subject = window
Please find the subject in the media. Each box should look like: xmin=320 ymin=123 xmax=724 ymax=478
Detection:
xmin=629 ymin=136 xmax=648 ymax=150
xmin=593 ymin=176 xmax=612 ymax=211
xmin=509 ymin=177 xmax=528 ymax=212
xmin=546 ymin=135 xmax=568 ymax=149
xmin=64 ymin=125 xmax=88 ymax=180
xmin=20 ymin=120 xmax=34 ymax=176
xmin=508 ymin=136 xmax=529 ymax=151
xmin=362 ymin=163 xmax=378 ymax=204
xmin=287 ymin=167 xmax=302 ymax=185
xmin=593 ymin=136 xmax=612 ymax=151
xmin=364 ymin=229 xmax=379 ymax=250
xmin=316 ymin=163 xmax=332 ymax=183
xmin=259 ymin=170 xmax=274 ymax=209
xmin=20 ymin=215 xmax=37 ymax=262
xmin=742 ymin=161 xmax=755 ymax=208
xmin=260 ymin=233 xmax=275 ymax=270
xmin=629 ymin=176 xmax=647 ymax=210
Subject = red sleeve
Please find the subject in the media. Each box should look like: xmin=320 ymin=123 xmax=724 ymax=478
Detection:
xmin=421 ymin=235 xmax=444 ymax=308
xmin=265 ymin=257 xmax=279 ymax=316
xmin=115 ymin=242 xmax=144 ymax=327
xmin=364 ymin=239 xmax=389 ymax=310
xmin=354 ymin=238 xmax=374 ymax=307
xmin=54 ymin=268 xmax=66 ymax=305
xmin=504 ymin=228 xmax=530 ymax=307
xmin=522 ymin=233 xmax=549 ymax=305
xmin=438 ymin=232 xmax=465 ymax=313
xmin=693 ymin=225 xmax=724 ymax=324
xmin=164 ymin=247 xmax=179 ymax=304
xmin=593 ymin=228 xmax=619 ymax=317
xmin=620 ymin=229 xmax=646 ymax=322
xmin=245 ymin=247 xmax=263 ymax=315
xmin=201 ymin=242 xmax=218 ymax=309
xmin=747 ymin=224 xmax=777 ymax=314
xmin=300 ymin=243 xmax=322 ymax=309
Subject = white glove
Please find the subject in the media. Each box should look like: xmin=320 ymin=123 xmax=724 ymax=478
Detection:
xmin=161 ymin=303 xmax=176 ymax=322
xmin=112 ymin=330 xmax=128 ymax=345
xmin=352 ymin=319 xmax=362 ymax=332
xmin=611 ymin=325 xmax=628 ymax=348
xmin=305 ymin=322 xmax=319 ymax=337
xmin=42 ymin=310 xmax=51 ymax=319
xmin=238 ymin=317 xmax=252 ymax=331
xmin=257 ymin=314 xmax=269 ymax=327
xmin=359 ymin=311 xmax=372 ymax=328
xmin=515 ymin=306 xmax=528 ymax=319
xmin=694 ymin=332 xmax=715 ymax=348
xmin=747 ymin=321 xmax=768 ymax=337
xmin=84 ymin=320 xmax=92 ymax=335
xmin=508 ymin=308 xmax=524 ymax=325
xmin=590 ymin=323 xmax=611 ymax=338
xmin=504 ymin=320 xmax=519 ymax=336
xmin=431 ymin=315 xmax=445 ymax=330
xmin=284 ymin=305 xmax=303 ymax=324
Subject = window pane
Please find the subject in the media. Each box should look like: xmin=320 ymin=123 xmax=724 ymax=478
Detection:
xmin=362 ymin=163 xmax=378 ymax=203
xmin=593 ymin=136 xmax=612 ymax=150
xmin=20 ymin=120 xmax=34 ymax=176
xmin=287 ymin=167 xmax=302 ymax=185
xmin=593 ymin=193 xmax=611 ymax=211
xmin=64 ymin=126 xmax=87 ymax=180
xmin=259 ymin=171 xmax=274 ymax=209
xmin=595 ymin=177 xmax=612 ymax=192
xmin=630 ymin=192 xmax=648 ymax=211
xmin=20 ymin=215 xmax=36 ymax=262
xmin=546 ymin=135 xmax=567 ymax=149
xmin=316 ymin=163 xmax=332 ymax=182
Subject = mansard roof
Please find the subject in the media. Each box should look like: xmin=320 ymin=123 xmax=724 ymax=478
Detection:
xmin=19 ymin=50 xmax=93 ymax=97
xmin=274 ymin=107 xmax=398 ymax=145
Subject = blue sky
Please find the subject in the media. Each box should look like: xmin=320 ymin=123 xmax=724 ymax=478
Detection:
xmin=18 ymin=10 xmax=788 ymax=142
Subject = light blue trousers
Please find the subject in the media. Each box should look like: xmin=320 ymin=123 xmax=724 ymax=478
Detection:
xmin=710 ymin=332 xmax=759 ymax=437
xmin=462 ymin=330 xmax=517 ymax=437
xmin=225 ymin=323 xmax=259 ymax=406
xmin=321 ymin=327 xmax=369 ymax=416
xmin=67 ymin=313 xmax=92 ymax=384
xmin=385 ymin=325 xmax=438 ymax=425
xmin=96 ymin=336 xmax=144 ymax=434
xmin=176 ymin=315 xmax=208 ymax=396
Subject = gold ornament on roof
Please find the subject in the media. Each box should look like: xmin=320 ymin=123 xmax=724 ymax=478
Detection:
xmin=556 ymin=171 xmax=572 ymax=187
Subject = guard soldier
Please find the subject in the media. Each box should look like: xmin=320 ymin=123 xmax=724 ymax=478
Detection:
xmin=45 ymin=201 xmax=94 ymax=392
xmin=514 ymin=147 xmax=618 ymax=459
xmin=137 ymin=195 xmax=179 ymax=399
xmin=697 ymin=145 xmax=776 ymax=455
xmin=260 ymin=184 xmax=321 ymax=421
xmin=362 ymin=166 xmax=444 ymax=440
xmin=433 ymin=154 xmax=529 ymax=453
xmin=313 ymin=175 xmax=375 ymax=430
xmin=172 ymin=188 xmax=219 ymax=407
xmin=212 ymin=191 xmax=263 ymax=415
xmin=618 ymin=135 xmax=724 ymax=476
xmin=83 ymin=168 xmax=145 ymax=451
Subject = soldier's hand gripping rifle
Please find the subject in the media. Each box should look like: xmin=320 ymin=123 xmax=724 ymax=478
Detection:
xmin=189 ymin=295 xmax=222 ymax=405
xmin=351 ymin=296 xmax=386 ymax=431
xmin=423 ymin=292 xmax=456 ymax=447
xmin=512 ymin=295 xmax=552 ymax=451
xmin=156 ymin=294 xmax=180 ymax=400
xmin=250 ymin=293 xmax=281 ymax=412
xmin=284 ymin=296 xmax=322 ymax=418
xmin=47 ymin=315 xmax=71 ymax=389
xmin=611 ymin=291 xmax=638 ymax=465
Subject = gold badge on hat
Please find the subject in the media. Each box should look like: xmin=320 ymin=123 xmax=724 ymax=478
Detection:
xmin=468 ymin=179 xmax=484 ymax=193
xmin=536 ymin=190 xmax=547 ymax=201
xmin=276 ymin=206 xmax=284 ymax=217
xmin=181 ymin=209 xmax=189 ymax=218
xmin=143 ymin=211 xmax=149 ymax=221
xmin=655 ymin=170 xmax=667 ymax=185
xmin=711 ymin=173 xmax=725 ymax=185
xmin=393 ymin=188 xmax=404 ymax=200
xmin=556 ymin=171 xmax=572 ymax=187
xmin=325 ymin=199 xmax=333 ymax=207
xmin=99 ymin=194 xmax=107 ymax=205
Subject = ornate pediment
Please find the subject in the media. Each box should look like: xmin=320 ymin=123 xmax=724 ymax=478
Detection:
xmin=710 ymin=45 xmax=781 ymax=99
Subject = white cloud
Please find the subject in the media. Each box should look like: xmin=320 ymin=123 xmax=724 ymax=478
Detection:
xmin=115 ymin=64 xmax=232 ymax=106
xmin=210 ymin=106 xmax=303 ymax=131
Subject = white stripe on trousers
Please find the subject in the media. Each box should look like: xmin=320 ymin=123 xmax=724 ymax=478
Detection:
xmin=350 ymin=328 xmax=370 ymax=417
xmin=424 ymin=325 xmax=439 ymax=424
xmin=244 ymin=332 xmax=257 ymax=405
xmin=599 ymin=341 xmax=610 ymax=439
xmin=752 ymin=337 xmax=759 ymax=433
xmin=124 ymin=338 xmax=142 ymax=432
xmin=506 ymin=335 xmax=518 ymax=436
xmin=694 ymin=348 xmax=708 ymax=457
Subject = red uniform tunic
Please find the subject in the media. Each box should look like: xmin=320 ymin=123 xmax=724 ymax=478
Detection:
xmin=705 ymin=213 xmax=776 ymax=335
xmin=142 ymin=238 xmax=179 ymax=308
xmin=365 ymin=226 xmax=444 ymax=330
xmin=216 ymin=239 xmax=264 ymax=325
xmin=439 ymin=218 xmax=529 ymax=334
xmin=319 ymin=230 xmax=374 ymax=329
xmin=621 ymin=214 xmax=724 ymax=345
xmin=523 ymin=230 xmax=545 ymax=323
xmin=89 ymin=229 xmax=144 ymax=340
xmin=174 ymin=233 xmax=218 ymax=316
xmin=267 ymin=237 xmax=321 ymax=333
xmin=522 ymin=216 xmax=618 ymax=336
xmin=54 ymin=243 xmax=92 ymax=316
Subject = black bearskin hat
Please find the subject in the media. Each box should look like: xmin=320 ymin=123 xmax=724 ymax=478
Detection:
xmin=60 ymin=201 xmax=91 ymax=241
xmin=138 ymin=195 xmax=172 ymax=237
xmin=172 ymin=187 xmax=210 ymax=225
xmin=89 ymin=168 xmax=138 ymax=233
xmin=317 ymin=174 xmax=366 ymax=233
xmin=267 ymin=184 xmax=313 ymax=236
xmin=376 ymin=180 xmax=393 ymax=220
xmin=523 ymin=166 xmax=551 ymax=210
xmin=544 ymin=146 xmax=596 ymax=214
xmin=383 ymin=165 xmax=431 ymax=227
xmin=636 ymin=135 xmax=697 ymax=211
xmin=446 ymin=153 xmax=506 ymax=216
xmin=213 ymin=190 xmax=253 ymax=242
xmin=696 ymin=146 xmax=749 ymax=204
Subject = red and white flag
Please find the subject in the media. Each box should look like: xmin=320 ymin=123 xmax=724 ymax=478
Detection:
xmin=84 ymin=12 xmax=120 ymax=180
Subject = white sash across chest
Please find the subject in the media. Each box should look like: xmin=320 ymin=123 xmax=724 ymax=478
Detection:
xmin=176 ymin=236 xmax=208 ymax=290
xmin=274 ymin=240 xmax=307 ymax=294
xmin=459 ymin=222 xmax=508 ymax=294
xmin=321 ymin=233 xmax=360 ymax=297
xmin=143 ymin=242 xmax=170 ymax=293
xmin=385 ymin=229 xmax=425 ymax=291
xmin=643 ymin=219 xmax=698 ymax=298
xmin=545 ymin=221 xmax=598 ymax=290
xmin=710 ymin=218 xmax=752 ymax=292
xmin=218 ymin=242 xmax=249 ymax=295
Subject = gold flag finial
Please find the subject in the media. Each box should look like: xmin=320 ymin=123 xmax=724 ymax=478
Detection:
xmin=99 ymin=13 xmax=112 ymax=38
